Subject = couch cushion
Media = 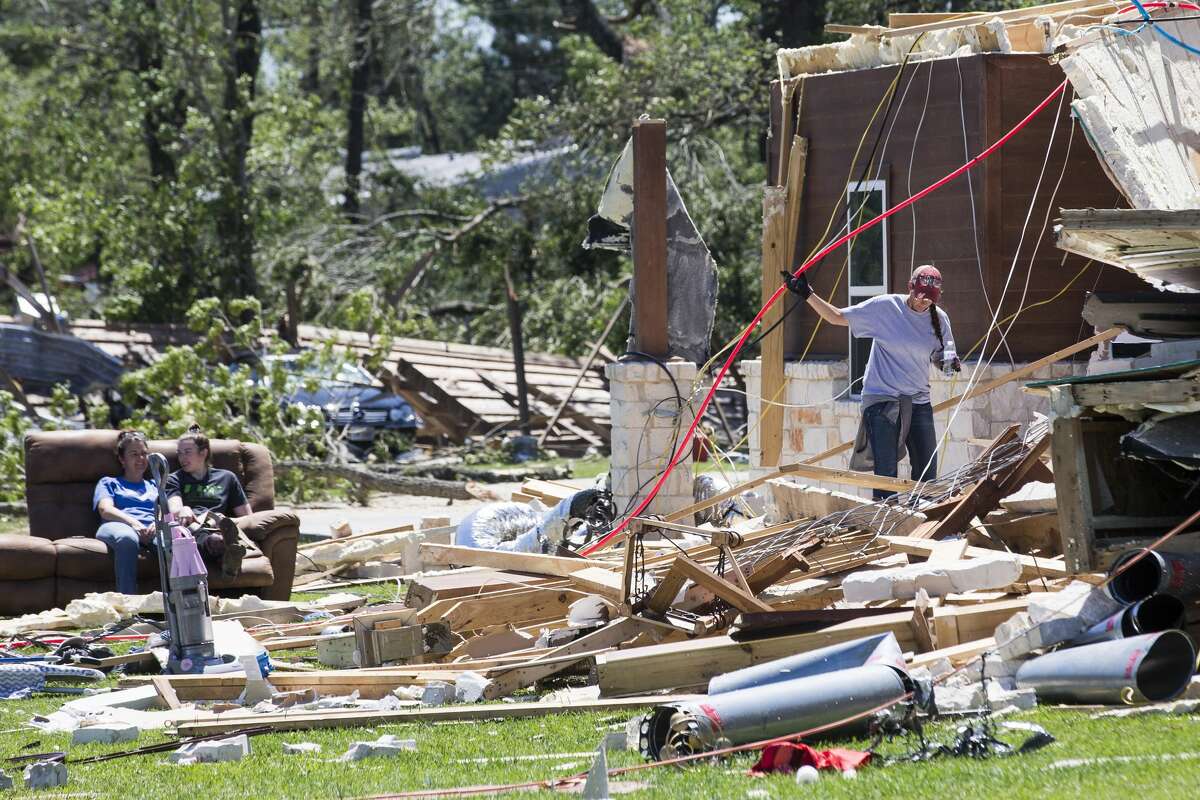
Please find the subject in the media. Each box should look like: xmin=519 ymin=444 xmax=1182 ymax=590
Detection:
xmin=54 ymin=536 xmax=272 ymax=588
xmin=54 ymin=537 xmax=161 ymax=582
xmin=0 ymin=534 xmax=57 ymax=580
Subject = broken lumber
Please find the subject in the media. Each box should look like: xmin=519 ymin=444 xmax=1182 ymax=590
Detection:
xmin=596 ymin=598 xmax=1028 ymax=695
xmin=174 ymin=695 xmax=697 ymax=737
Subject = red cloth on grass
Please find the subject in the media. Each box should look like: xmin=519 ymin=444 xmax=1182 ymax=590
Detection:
xmin=749 ymin=742 xmax=872 ymax=775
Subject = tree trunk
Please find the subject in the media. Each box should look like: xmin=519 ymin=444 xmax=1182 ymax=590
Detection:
xmin=218 ymin=0 xmax=262 ymax=298
xmin=135 ymin=0 xmax=184 ymax=182
xmin=275 ymin=461 xmax=473 ymax=500
xmin=344 ymin=0 xmax=372 ymax=218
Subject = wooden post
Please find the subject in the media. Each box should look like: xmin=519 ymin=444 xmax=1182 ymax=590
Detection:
xmin=760 ymin=187 xmax=788 ymax=467
xmin=632 ymin=119 xmax=669 ymax=358
xmin=502 ymin=264 xmax=531 ymax=436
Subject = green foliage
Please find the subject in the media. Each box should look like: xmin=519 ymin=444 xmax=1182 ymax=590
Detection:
xmin=104 ymin=298 xmax=355 ymax=499
xmin=0 ymin=392 xmax=31 ymax=503
xmin=1 ymin=0 xmax=1044 ymax=376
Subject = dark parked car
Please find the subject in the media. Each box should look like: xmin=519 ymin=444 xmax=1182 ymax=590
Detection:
xmin=265 ymin=355 xmax=421 ymax=451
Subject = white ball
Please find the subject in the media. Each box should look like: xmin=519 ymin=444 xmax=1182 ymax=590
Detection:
xmin=842 ymin=768 xmax=858 ymax=780
xmin=795 ymin=765 xmax=820 ymax=784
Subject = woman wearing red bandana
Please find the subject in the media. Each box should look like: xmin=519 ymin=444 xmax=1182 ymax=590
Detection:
xmin=783 ymin=264 xmax=960 ymax=500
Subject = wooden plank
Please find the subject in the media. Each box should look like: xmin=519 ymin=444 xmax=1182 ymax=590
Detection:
xmin=174 ymin=696 xmax=696 ymax=738
xmin=152 ymin=676 xmax=181 ymax=710
xmin=879 ymin=0 xmax=1108 ymax=37
xmin=1051 ymin=412 xmax=1095 ymax=573
xmin=420 ymin=544 xmax=613 ymax=580
xmin=632 ymin=119 xmax=668 ymax=357
xmin=596 ymin=611 xmax=920 ymax=695
xmin=482 ymin=617 xmax=650 ymax=699
xmin=1070 ymin=378 xmax=1200 ymax=408
xmin=760 ymin=186 xmax=788 ymax=467
xmin=643 ymin=561 xmax=688 ymax=615
xmin=908 ymin=637 xmax=996 ymax=669
xmin=436 ymin=587 xmax=582 ymax=632
xmin=783 ymin=463 xmax=916 ymax=492
xmin=672 ymin=555 xmax=774 ymax=613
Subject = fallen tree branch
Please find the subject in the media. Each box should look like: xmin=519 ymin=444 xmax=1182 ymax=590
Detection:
xmin=275 ymin=461 xmax=473 ymax=500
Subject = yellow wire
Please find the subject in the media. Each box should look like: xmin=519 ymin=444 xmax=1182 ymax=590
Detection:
xmin=960 ymin=259 xmax=1096 ymax=362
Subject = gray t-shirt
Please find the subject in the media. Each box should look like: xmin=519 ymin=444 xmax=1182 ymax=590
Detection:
xmin=841 ymin=294 xmax=956 ymax=405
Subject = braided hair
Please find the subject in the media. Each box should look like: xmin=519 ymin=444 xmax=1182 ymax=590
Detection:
xmin=929 ymin=303 xmax=945 ymax=354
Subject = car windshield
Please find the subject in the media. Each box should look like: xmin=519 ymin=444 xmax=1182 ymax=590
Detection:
xmin=267 ymin=358 xmax=377 ymax=388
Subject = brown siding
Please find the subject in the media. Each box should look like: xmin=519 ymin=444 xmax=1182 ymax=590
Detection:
xmin=780 ymin=53 xmax=1144 ymax=364
xmin=983 ymin=56 xmax=1144 ymax=362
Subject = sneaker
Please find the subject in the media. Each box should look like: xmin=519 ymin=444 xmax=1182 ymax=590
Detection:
xmin=215 ymin=514 xmax=246 ymax=578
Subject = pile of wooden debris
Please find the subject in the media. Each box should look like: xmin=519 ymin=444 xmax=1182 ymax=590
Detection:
xmin=100 ymin=417 xmax=1197 ymax=750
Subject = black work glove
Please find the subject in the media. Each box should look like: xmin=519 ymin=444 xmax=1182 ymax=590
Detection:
xmin=780 ymin=269 xmax=813 ymax=300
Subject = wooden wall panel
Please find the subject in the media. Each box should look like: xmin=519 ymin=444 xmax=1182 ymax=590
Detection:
xmin=779 ymin=54 xmax=1144 ymax=366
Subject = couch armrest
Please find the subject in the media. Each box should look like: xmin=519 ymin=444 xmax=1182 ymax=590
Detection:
xmin=235 ymin=509 xmax=299 ymax=601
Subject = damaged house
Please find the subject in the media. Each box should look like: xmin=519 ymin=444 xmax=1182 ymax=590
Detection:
xmin=743 ymin=7 xmax=1199 ymax=481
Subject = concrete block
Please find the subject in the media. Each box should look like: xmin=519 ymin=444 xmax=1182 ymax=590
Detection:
xmin=607 ymin=380 xmax=641 ymax=403
xmin=71 ymin=723 xmax=140 ymax=745
xmin=23 ymin=762 xmax=66 ymax=789
xmin=995 ymin=616 xmax=1085 ymax=661
xmin=455 ymin=671 xmax=489 ymax=703
xmin=170 ymin=734 xmax=250 ymax=764
xmin=1000 ymin=481 xmax=1057 ymax=514
xmin=989 ymin=684 xmax=1037 ymax=711
xmin=842 ymin=553 xmax=1024 ymax=603
xmin=420 ymin=681 xmax=454 ymax=706
xmin=802 ymin=427 xmax=826 ymax=454
xmin=1028 ymin=581 xmax=1120 ymax=627
xmin=339 ymin=735 xmax=417 ymax=762
xmin=283 ymin=742 xmax=323 ymax=755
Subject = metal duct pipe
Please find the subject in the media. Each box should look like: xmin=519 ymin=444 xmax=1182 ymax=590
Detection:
xmin=638 ymin=664 xmax=910 ymax=760
xmin=1107 ymin=549 xmax=1200 ymax=604
xmin=1016 ymin=630 xmax=1197 ymax=704
xmin=708 ymin=632 xmax=905 ymax=695
xmin=1071 ymin=594 xmax=1186 ymax=646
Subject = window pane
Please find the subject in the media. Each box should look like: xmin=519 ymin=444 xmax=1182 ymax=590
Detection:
xmin=847 ymin=188 xmax=884 ymax=288
xmin=849 ymin=336 xmax=873 ymax=398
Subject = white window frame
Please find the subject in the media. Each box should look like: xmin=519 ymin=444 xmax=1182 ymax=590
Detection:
xmin=845 ymin=179 xmax=889 ymax=398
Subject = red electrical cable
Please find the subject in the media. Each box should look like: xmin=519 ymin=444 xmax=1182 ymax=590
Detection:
xmin=581 ymin=78 xmax=1069 ymax=557
xmin=1117 ymin=1 xmax=1200 ymax=12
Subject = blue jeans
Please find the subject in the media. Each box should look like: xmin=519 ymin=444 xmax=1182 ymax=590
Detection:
xmin=96 ymin=521 xmax=155 ymax=594
xmin=864 ymin=401 xmax=938 ymax=501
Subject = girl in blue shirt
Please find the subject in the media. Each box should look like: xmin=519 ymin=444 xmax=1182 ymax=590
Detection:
xmin=93 ymin=430 xmax=158 ymax=594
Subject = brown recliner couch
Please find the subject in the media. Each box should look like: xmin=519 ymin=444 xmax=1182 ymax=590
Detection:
xmin=0 ymin=430 xmax=299 ymax=615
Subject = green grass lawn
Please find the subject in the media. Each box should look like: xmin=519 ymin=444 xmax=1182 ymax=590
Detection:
xmin=0 ymin=698 xmax=1196 ymax=799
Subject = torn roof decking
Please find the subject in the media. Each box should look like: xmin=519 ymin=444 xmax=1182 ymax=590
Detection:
xmin=1056 ymin=209 xmax=1200 ymax=293
xmin=2 ymin=316 xmax=612 ymax=449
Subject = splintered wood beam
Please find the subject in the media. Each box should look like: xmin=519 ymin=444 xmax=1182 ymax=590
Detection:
xmin=643 ymin=561 xmax=689 ymax=615
xmin=745 ymin=540 xmax=823 ymax=594
xmin=918 ymin=432 xmax=1052 ymax=540
xmin=632 ymin=119 xmax=668 ymax=357
xmin=671 ymin=555 xmax=773 ymax=613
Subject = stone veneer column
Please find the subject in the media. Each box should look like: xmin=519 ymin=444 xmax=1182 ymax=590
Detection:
xmin=606 ymin=359 xmax=698 ymax=520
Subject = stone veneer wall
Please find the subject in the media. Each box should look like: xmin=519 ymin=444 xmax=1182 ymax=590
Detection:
xmin=606 ymin=360 xmax=700 ymax=518
xmin=742 ymin=359 xmax=1085 ymax=498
